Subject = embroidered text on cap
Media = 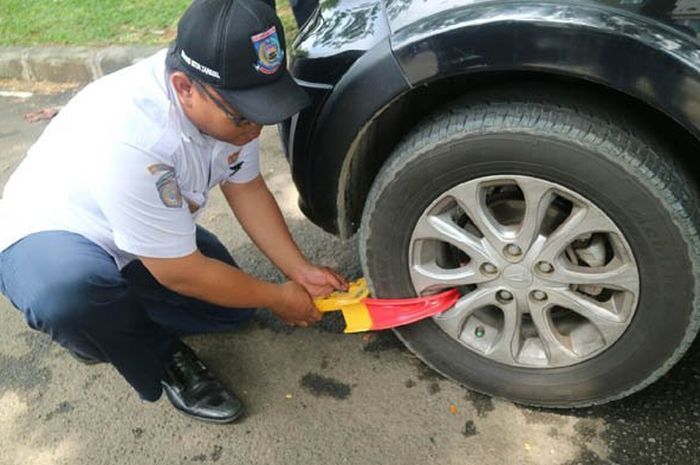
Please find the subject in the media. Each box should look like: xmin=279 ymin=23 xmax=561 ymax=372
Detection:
xmin=180 ymin=50 xmax=221 ymax=80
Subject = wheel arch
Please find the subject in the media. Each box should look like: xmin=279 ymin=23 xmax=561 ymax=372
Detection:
xmin=311 ymin=2 xmax=700 ymax=238
xmin=337 ymin=71 xmax=700 ymax=239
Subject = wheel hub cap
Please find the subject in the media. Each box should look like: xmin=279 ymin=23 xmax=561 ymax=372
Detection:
xmin=409 ymin=175 xmax=640 ymax=368
xmin=503 ymin=265 xmax=532 ymax=288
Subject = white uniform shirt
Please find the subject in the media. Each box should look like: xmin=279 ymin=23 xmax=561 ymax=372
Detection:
xmin=0 ymin=49 xmax=260 ymax=268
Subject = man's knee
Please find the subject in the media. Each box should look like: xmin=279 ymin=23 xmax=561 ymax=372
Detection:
xmin=26 ymin=268 xmax=127 ymax=333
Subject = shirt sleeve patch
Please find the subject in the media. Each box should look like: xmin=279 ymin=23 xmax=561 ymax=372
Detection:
xmin=148 ymin=164 xmax=183 ymax=208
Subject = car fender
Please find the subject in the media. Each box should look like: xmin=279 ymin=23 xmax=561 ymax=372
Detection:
xmin=299 ymin=37 xmax=411 ymax=233
xmin=393 ymin=1 xmax=700 ymax=140
xmin=300 ymin=1 xmax=700 ymax=235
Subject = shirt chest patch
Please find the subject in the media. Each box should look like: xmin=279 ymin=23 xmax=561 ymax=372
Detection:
xmin=227 ymin=151 xmax=240 ymax=165
xmin=228 ymin=151 xmax=244 ymax=177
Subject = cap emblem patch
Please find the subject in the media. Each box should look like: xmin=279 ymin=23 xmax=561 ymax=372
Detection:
xmin=251 ymin=26 xmax=284 ymax=75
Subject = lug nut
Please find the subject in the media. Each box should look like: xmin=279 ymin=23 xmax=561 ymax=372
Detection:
xmin=480 ymin=263 xmax=498 ymax=275
xmin=497 ymin=290 xmax=514 ymax=302
xmin=505 ymin=244 xmax=523 ymax=257
xmin=537 ymin=261 xmax=554 ymax=274
xmin=531 ymin=290 xmax=548 ymax=302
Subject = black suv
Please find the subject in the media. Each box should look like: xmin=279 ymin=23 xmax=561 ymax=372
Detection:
xmin=280 ymin=0 xmax=700 ymax=407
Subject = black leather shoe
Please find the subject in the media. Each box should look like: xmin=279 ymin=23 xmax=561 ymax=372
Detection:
xmin=161 ymin=343 xmax=245 ymax=424
xmin=68 ymin=349 xmax=104 ymax=365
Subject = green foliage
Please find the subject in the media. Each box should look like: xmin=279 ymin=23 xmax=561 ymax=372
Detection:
xmin=0 ymin=0 xmax=297 ymax=46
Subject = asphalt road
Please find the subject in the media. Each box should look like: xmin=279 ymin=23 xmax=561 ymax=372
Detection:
xmin=0 ymin=87 xmax=699 ymax=465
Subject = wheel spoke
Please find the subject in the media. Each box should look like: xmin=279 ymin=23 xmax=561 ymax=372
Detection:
xmin=410 ymin=262 xmax=491 ymax=295
xmin=486 ymin=298 xmax=522 ymax=365
xmin=433 ymin=288 xmax=498 ymax=339
xmin=412 ymin=213 xmax=492 ymax=263
xmin=551 ymin=260 xmax=639 ymax=293
xmin=515 ymin=178 xmax=555 ymax=251
xmin=448 ymin=182 xmax=508 ymax=250
xmin=535 ymin=205 xmax=614 ymax=262
xmin=548 ymin=289 xmax=628 ymax=343
xmin=529 ymin=300 xmax=579 ymax=365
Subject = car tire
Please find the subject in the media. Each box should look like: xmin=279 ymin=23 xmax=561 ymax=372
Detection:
xmin=359 ymin=85 xmax=700 ymax=407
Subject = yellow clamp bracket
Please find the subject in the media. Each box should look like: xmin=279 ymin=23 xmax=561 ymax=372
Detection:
xmin=314 ymin=278 xmax=373 ymax=333
xmin=313 ymin=278 xmax=370 ymax=312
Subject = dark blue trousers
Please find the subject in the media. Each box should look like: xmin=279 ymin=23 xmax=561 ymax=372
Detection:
xmin=0 ymin=227 xmax=254 ymax=401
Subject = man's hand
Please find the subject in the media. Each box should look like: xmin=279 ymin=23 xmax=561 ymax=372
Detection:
xmin=272 ymin=281 xmax=323 ymax=327
xmin=222 ymin=179 xmax=350 ymax=298
xmin=290 ymin=263 xmax=349 ymax=298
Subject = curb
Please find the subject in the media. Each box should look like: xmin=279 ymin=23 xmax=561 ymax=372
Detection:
xmin=0 ymin=46 xmax=162 ymax=83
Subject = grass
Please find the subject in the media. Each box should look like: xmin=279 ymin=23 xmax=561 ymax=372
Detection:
xmin=0 ymin=0 xmax=298 ymax=46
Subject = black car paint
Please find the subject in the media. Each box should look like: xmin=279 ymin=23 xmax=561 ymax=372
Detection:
xmin=282 ymin=0 xmax=700 ymax=235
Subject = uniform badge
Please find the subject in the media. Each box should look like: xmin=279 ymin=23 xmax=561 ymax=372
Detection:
xmin=148 ymin=164 xmax=183 ymax=208
xmin=251 ymin=26 xmax=284 ymax=75
xmin=227 ymin=151 xmax=244 ymax=176
xmin=229 ymin=161 xmax=244 ymax=176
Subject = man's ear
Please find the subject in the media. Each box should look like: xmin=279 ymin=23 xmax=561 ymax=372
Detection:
xmin=171 ymin=72 xmax=196 ymax=107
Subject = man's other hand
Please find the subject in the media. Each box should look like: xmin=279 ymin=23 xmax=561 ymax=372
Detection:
xmin=290 ymin=264 xmax=349 ymax=298
xmin=273 ymin=281 xmax=322 ymax=327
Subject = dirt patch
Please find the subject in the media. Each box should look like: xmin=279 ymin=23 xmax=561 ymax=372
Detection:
xmin=0 ymin=338 xmax=53 ymax=399
xmin=362 ymin=331 xmax=404 ymax=352
xmin=462 ymin=420 xmax=478 ymax=438
xmin=44 ymin=401 xmax=74 ymax=421
xmin=574 ymin=419 xmax=598 ymax=442
xmin=300 ymin=373 xmax=352 ymax=400
xmin=466 ymin=391 xmax=495 ymax=418
xmin=189 ymin=445 xmax=223 ymax=462
xmin=211 ymin=445 xmax=223 ymax=462
xmin=415 ymin=361 xmax=445 ymax=382
xmin=428 ymin=382 xmax=441 ymax=395
xmin=520 ymin=407 xmax=569 ymax=427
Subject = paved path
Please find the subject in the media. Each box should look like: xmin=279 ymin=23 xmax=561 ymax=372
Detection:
xmin=0 ymin=87 xmax=698 ymax=465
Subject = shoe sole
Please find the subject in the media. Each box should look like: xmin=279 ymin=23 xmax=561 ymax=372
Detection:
xmin=68 ymin=350 xmax=105 ymax=365
xmin=171 ymin=403 xmax=246 ymax=424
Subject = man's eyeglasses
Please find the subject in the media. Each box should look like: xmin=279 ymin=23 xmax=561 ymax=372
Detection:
xmin=193 ymin=79 xmax=253 ymax=127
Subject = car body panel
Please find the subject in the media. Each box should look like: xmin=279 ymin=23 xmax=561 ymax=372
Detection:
xmin=392 ymin=1 xmax=700 ymax=139
xmin=384 ymin=0 xmax=700 ymax=38
xmin=286 ymin=37 xmax=411 ymax=227
xmin=284 ymin=0 xmax=700 ymax=235
xmin=290 ymin=0 xmax=391 ymax=84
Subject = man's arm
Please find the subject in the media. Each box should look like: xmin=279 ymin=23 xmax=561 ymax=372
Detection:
xmin=88 ymin=142 xmax=321 ymax=326
xmin=220 ymin=175 xmax=347 ymax=297
xmin=139 ymin=251 xmax=321 ymax=326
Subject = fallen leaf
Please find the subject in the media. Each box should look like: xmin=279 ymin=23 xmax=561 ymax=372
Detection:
xmin=524 ymin=443 xmax=532 ymax=451
xmin=24 ymin=107 xmax=61 ymax=123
